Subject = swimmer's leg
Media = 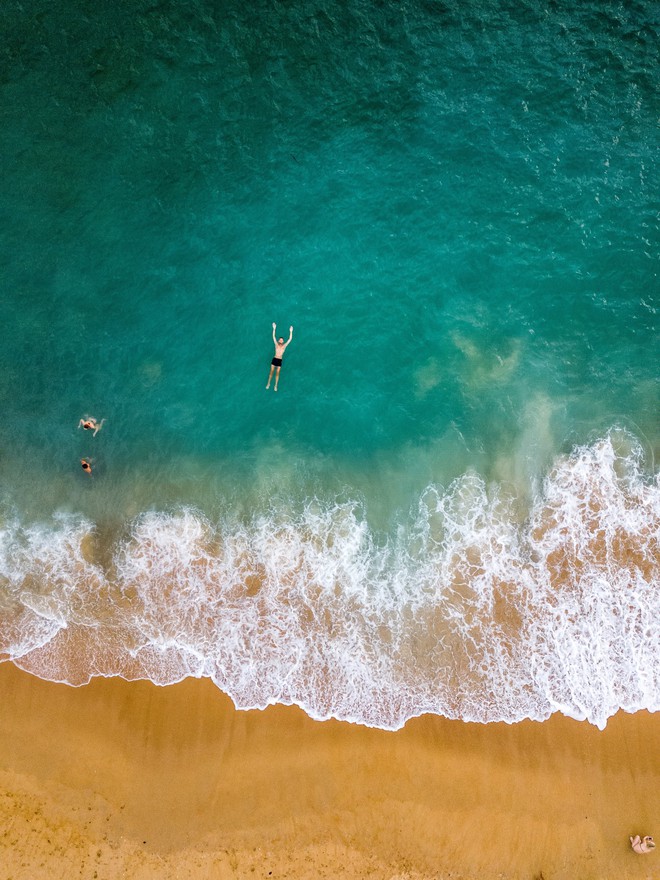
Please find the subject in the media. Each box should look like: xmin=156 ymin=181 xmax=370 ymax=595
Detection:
xmin=266 ymin=365 xmax=275 ymax=389
xmin=274 ymin=366 xmax=281 ymax=391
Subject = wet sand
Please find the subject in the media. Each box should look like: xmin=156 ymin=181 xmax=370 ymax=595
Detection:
xmin=0 ymin=661 xmax=657 ymax=879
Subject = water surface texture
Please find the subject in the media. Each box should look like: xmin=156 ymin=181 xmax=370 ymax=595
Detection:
xmin=0 ymin=0 xmax=658 ymax=728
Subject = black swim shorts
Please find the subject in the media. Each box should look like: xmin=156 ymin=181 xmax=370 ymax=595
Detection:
xmin=271 ymin=357 xmax=282 ymax=367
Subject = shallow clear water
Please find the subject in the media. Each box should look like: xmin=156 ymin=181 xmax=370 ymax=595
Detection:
xmin=0 ymin=0 xmax=658 ymax=728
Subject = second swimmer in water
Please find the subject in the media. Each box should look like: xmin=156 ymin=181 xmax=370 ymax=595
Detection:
xmin=78 ymin=416 xmax=105 ymax=436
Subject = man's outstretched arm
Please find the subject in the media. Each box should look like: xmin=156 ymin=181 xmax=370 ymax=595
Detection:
xmin=272 ymin=322 xmax=277 ymax=343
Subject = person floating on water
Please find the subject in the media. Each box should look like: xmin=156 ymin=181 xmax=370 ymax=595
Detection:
xmin=266 ymin=323 xmax=293 ymax=391
xmin=630 ymin=835 xmax=655 ymax=854
xmin=81 ymin=458 xmax=93 ymax=476
xmin=78 ymin=416 xmax=105 ymax=436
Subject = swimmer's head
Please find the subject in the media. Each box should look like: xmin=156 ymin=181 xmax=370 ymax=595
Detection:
xmin=278 ymin=337 xmax=284 ymax=344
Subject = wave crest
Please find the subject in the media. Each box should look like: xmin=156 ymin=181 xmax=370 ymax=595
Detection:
xmin=0 ymin=434 xmax=658 ymax=729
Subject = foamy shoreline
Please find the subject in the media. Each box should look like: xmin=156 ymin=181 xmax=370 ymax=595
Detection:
xmin=0 ymin=662 xmax=657 ymax=879
xmin=3 ymin=433 xmax=658 ymax=731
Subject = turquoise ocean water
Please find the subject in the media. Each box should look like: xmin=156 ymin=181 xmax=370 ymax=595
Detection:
xmin=0 ymin=0 xmax=658 ymax=728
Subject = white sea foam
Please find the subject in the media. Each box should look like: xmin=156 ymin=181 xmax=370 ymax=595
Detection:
xmin=0 ymin=433 xmax=658 ymax=729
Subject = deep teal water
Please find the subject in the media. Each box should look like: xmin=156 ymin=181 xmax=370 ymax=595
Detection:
xmin=0 ymin=0 xmax=658 ymax=727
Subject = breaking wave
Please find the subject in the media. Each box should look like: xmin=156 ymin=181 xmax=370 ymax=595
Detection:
xmin=0 ymin=433 xmax=658 ymax=729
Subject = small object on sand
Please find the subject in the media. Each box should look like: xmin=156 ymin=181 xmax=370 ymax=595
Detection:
xmin=630 ymin=834 xmax=655 ymax=854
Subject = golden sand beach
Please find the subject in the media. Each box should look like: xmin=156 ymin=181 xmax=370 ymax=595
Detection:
xmin=0 ymin=661 xmax=657 ymax=879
